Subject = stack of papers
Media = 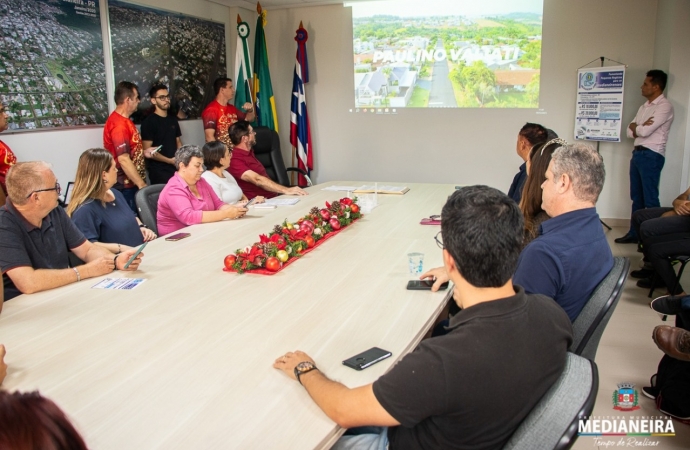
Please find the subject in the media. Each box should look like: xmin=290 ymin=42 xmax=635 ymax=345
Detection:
xmin=264 ymin=198 xmax=300 ymax=206
xmin=354 ymin=185 xmax=409 ymax=195
xmin=321 ymin=186 xmax=357 ymax=192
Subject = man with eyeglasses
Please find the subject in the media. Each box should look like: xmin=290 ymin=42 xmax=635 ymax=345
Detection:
xmin=103 ymin=81 xmax=147 ymax=213
xmin=273 ymin=186 xmax=572 ymax=450
xmin=0 ymin=162 xmax=145 ymax=302
xmin=141 ymin=84 xmax=182 ymax=185
xmin=228 ymin=121 xmax=307 ymax=199
xmin=0 ymin=103 xmax=17 ymax=197
xmin=202 ymin=77 xmax=255 ymax=150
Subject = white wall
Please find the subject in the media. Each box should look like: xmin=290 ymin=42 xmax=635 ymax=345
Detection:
xmin=262 ymin=0 xmax=673 ymax=220
xmin=6 ymin=0 xmax=690 ymax=222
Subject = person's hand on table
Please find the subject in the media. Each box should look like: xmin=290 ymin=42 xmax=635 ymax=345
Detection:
xmin=84 ymin=255 xmax=117 ymax=277
xmin=0 ymin=344 xmax=7 ymax=385
xmin=141 ymin=227 xmax=157 ymax=242
xmin=420 ymin=267 xmax=450 ymax=292
xmin=273 ymin=350 xmax=316 ymax=381
xmin=116 ymin=249 xmax=144 ymax=271
xmin=254 ymin=196 xmax=266 ymax=204
xmin=285 ymin=187 xmax=308 ymax=196
xmin=224 ymin=205 xmax=248 ymax=219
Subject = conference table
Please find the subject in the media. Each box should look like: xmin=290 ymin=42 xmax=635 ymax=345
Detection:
xmin=0 ymin=181 xmax=454 ymax=449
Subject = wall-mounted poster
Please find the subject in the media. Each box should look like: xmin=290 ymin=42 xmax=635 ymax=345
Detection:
xmin=108 ymin=0 xmax=227 ymax=123
xmin=0 ymin=0 xmax=109 ymax=131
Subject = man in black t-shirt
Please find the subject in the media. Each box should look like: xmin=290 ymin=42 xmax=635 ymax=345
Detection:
xmin=141 ymin=84 xmax=182 ymax=185
xmin=273 ymin=186 xmax=573 ymax=450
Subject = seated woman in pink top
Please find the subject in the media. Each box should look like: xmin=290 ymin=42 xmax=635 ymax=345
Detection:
xmin=157 ymin=145 xmax=247 ymax=236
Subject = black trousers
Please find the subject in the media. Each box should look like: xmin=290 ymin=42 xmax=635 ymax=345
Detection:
xmin=633 ymin=207 xmax=690 ymax=294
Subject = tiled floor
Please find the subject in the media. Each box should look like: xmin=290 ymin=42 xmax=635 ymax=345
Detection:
xmin=572 ymin=226 xmax=690 ymax=450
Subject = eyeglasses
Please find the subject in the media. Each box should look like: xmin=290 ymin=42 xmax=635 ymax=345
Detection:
xmin=434 ymin=231 xmax=444 ymax=249
xmin=27 ymin=182 xmax=61 ymax=198
xmin=154 ymin=95 xmax=170 ymax=100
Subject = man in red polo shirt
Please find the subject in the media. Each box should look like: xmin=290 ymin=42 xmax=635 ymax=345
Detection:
xmin=103 ymin=81 xmax=147 ymax=213
xmin=0 ymin=103 xmax=17 ymax=196
xmin=202 ymin=77 xmax=255 ymax=150
xmin=228 ymin=121 xmax=307 ymax=199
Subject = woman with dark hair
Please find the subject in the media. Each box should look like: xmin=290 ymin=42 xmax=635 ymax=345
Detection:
xmin=508 ymin=123 xmax=552 ymax=203
xmin=519 ymin=138 xmax=568 ymax=245
xmin=0 ymin=390 xmax=88 ymax=449
xmin=157 ymin=145 xmax=248 ymax=236
xmin=67 ymin=148 xmax=157 ymax=250
xmin=200 ymin=141 xmax=263 ymax=205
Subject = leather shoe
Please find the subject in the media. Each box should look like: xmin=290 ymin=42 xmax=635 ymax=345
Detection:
xmin=637 ymin=277 xmax=666 ymax=289
xmin=652 ymin=325 xmax=690 ymax=361
xmin=631 ymin=268 xmax=654 ymax=279
xmin=650 ymin=295 xmax=685 ymax=315
xmin=615 ymin=233 xmax=638 ymax=244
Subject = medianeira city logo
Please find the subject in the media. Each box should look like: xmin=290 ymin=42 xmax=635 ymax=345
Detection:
xmin=578 ymin=383 xmax=675 ymax=447
xmin=613 ymin=382 xmax=640 ymax=411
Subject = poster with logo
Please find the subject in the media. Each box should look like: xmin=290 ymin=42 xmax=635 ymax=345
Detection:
xmin=574 ymin=66 xmax=625 ymax=142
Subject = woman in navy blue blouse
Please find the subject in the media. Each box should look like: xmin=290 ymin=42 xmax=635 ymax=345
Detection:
xmin=67 ymin=148 xmax=157 ymax=250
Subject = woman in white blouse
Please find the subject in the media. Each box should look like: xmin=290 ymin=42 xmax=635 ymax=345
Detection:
xmin=201 ymin=141 xmax=264 ymax=205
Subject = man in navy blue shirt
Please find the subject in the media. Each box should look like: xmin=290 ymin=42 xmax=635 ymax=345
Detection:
xmin=512 ymin=142 xmax=613 ymax=321
xmin=424 ymin=142 xmax=613 ymax=322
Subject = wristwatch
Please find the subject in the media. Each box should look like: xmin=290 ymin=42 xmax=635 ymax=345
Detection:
xmin=294 ymin=361 xmax=318 ymax=385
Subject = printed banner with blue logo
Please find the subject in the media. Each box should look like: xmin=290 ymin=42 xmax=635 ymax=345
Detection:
xmin=574 ymin=66 xmax=625 ymax=142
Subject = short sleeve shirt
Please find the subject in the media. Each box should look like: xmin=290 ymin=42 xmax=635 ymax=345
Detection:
xmin=0 ymin=202 xmax=87 ymax=300
xmin=201 ymin=100 xmax=245 ymax=149
xmin=0 ymin=140 xmax=17 ymax=194
xmin=71 ymin=189 xmax=144 ymax=247
xmin=514 ymin=207 xmax=614 ymax=322
xmin=201 ymin=170 xmax=244 ymax=204
xmin=103 ymin=111 xmax=146 ymax=188
xmin=140 ymin=113 xmax=181 ymax=182
xmin=373 ymin=287 xmax=573 ymax=450
xmin=156 ymin=173 xmax=226 ymax=236
xmin=228 ymin=148 xmax=277 ymax=199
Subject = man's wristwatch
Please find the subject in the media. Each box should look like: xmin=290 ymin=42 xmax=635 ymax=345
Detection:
xmin=294 ymin=361 xmax=318 ymax=385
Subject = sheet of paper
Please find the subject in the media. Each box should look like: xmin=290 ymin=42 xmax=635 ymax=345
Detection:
xmin=92 ymin=278 xmax=146 ymax=290
xmin=357 ymin=185 xmax=407 ymax=192
xmin=265 ymin=198 xmax=300 ymax=206
xmin=321 ymin=186 xmax=357 ymax=191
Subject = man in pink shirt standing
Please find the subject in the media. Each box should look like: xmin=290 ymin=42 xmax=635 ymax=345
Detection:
xmin=616 ymin=70 xmax=675 ymax=244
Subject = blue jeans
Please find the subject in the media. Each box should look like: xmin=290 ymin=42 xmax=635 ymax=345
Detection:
xmin=116 ymin=187 xmax=139 ymax=214
xmin=331 ymin=427 xmax=389 ymax=450
xmin=628 ymin=148 xmax=665 ymax=236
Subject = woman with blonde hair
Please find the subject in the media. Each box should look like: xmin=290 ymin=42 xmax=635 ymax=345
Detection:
xmin=67 ymin=148 xmax=156 ymax=250
xmin=519 ymin=138 xmax=568 ymax=246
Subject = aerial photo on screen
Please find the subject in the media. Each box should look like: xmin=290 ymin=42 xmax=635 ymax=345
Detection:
xmin=0 ymin=0 xmax=108 ymax=131
xmin=109 ymin=0 xmax=227 ymax=123
xmin=352 ymin=0 xmax=543 ymax=108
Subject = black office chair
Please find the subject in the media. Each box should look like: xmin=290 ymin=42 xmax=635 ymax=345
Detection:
xmin=135 ymin=184 xmax=165 ymax=235
xmin=647 ymin=255 xmax=690 ymax=299
xmin=253 ymin=126 xmax=312 ymax=188
xmin=570 ymin=257 xmax=629 ymax=361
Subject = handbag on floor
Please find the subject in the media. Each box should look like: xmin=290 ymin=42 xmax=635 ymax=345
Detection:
xmin=651 ymin=355 xmax=690 ymax=424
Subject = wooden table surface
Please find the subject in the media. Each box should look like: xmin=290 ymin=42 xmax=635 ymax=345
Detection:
xmin=0 ymin=182 xmax=454 ymax=450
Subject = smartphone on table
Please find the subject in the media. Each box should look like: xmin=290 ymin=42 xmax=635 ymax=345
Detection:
xmin=165 ymin=232 xmax=191 ymax=242
xmin=123 ymin=242 xmax=147 ymax=269
xmin=406 ymin=279 xmax=449 ymax=290
xmin=342 ymin=347 xmax=392 ymax=371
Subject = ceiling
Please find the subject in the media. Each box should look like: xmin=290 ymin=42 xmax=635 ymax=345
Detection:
xmin=208 ymin=0 xmax=379 ymax=11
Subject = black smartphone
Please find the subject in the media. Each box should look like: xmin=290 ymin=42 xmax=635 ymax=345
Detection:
xmin=342 ymin=347 xmax=392 ymax=371
xmin=407 ymin=279 xmax=449 ymax=290
xmin=123 ymin=242 xmax=147 ymax=269
xmin=165 ymin=232 xmax=191 ymax=242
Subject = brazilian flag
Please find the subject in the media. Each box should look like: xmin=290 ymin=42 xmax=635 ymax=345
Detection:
xmin=253 ymin=5 xmax=278 ymax=131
